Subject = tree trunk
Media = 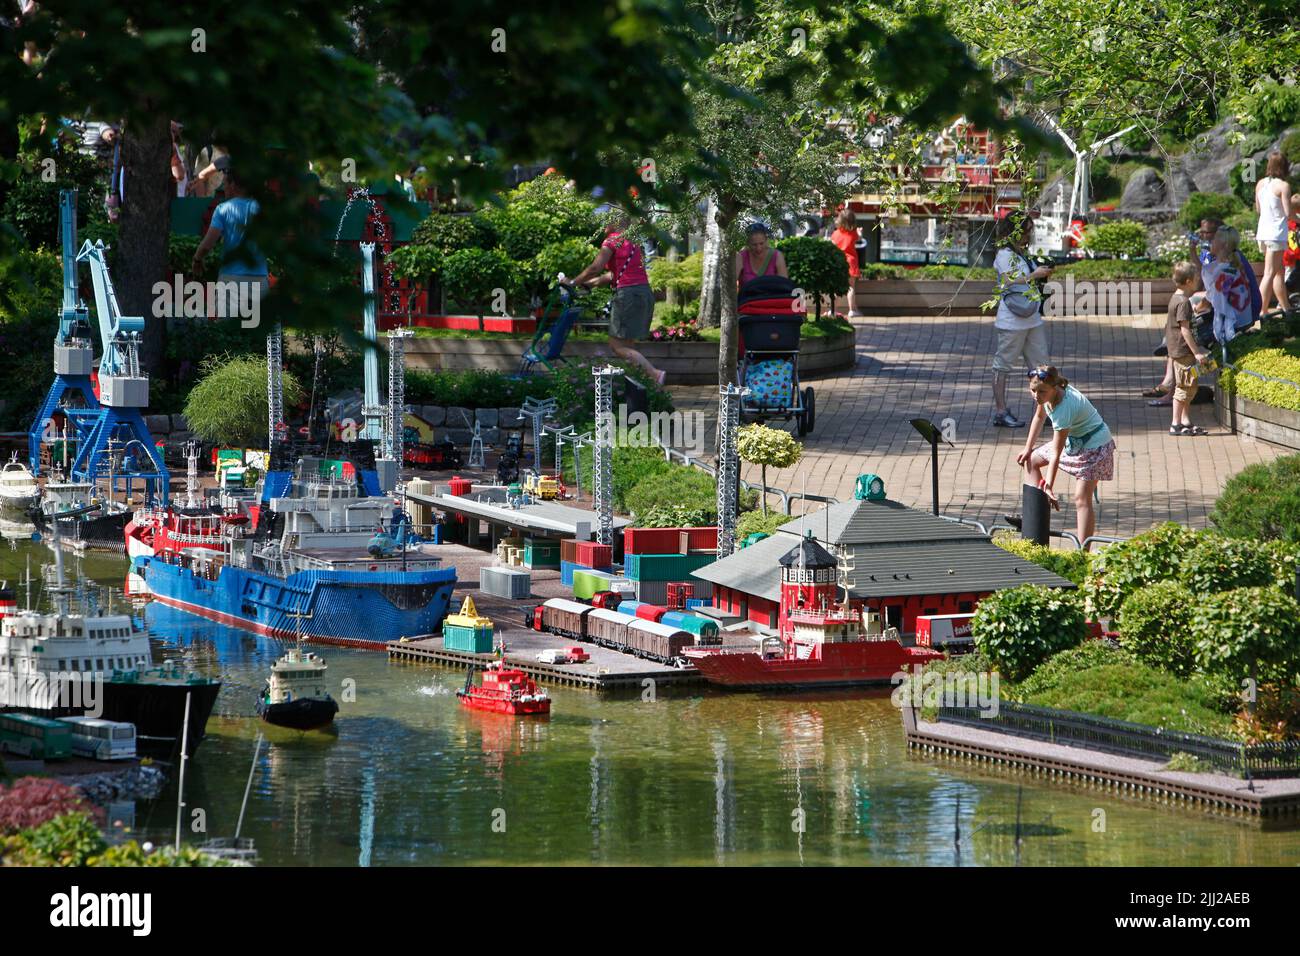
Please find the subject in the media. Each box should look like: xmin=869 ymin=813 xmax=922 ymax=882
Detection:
xmin=715 ymin=199 xmax=739 ymax=387
xmin=698 ymin=195 xmax=722 ymax=329
xmin=760 ymin=463 xmax=768 ymax=515
xmin=114 ymin=115 xmax=173 ymax=375
xmin=665 ymin=244 xmax=681 ymax=309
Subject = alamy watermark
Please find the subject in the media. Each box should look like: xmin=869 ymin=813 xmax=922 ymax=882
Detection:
xmin=0 ymin=672 xmax=102 ymax=717
xmin=596 ymin=403 xmax=707 ymax=457
xmin=152 ymin=273 xmax=263 ymax=328
xmin=890 ymin=668 xmax=1000 ymax=718
xmin=1040 ymin=275 xmax=1152 ymax=319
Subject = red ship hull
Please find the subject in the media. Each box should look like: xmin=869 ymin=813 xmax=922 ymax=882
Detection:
xmin=684 ymin=640 xmax=942 ymax=689
xmin=456 ymin=691 xmax=551 ymax=715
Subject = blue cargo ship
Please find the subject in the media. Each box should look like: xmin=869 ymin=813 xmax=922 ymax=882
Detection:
xmin=137 ymin=551 xmax=457 ymax=649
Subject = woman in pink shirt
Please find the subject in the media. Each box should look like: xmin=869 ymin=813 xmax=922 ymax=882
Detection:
xmin=735 ymin=222 xmax=788 ymax=290
xmin=571 ymin=211 xmax=666 ymax=385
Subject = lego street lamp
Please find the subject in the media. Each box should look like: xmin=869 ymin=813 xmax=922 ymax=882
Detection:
xmin=908 ymin=418 xmax=953 ymax=516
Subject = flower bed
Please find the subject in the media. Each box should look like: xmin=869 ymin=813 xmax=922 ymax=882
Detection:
xmin=1216 ymin=344 xmax=1300 ymax=450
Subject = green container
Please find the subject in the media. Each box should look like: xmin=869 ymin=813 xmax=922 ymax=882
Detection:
xmin=443 ymin=624 xmax=494 ymax=654
xmin=572 ymin=569 xmax=615 ymax=601
xmin=524 ymin=538 xmax=561 ymax=569
xmin=677 ymin=616 xmax=719 ymax=642
xmin=625 ymin=552 xmax=716 ymax=581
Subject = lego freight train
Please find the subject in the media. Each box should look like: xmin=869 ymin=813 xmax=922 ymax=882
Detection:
xmin=527 ymin=598 xmax=721 ymax=667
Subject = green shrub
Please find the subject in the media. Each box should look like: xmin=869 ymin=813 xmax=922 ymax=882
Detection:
xmin=1118 ymin=581 xmax=1197 ymax=676
xmin=440 ymin=247 xmax=518 ymax=318
xmin=1011 ymin=640 xmax=1135 ymax=699
xmin=1191 ymin=586 xmax=1300 ymax=684
xmin=625 ymin=466 xmax=721 ymax=521
xmin=1282 ymin=131 xmax=1300 ymax=166
xmin=1179 ymin=191 xmax=1245 ymax=230
xmin=387 ymin=243 xmax=444 ymax=282
xmin=1050 ymin=258 xmax=1170 ymax=280
xmin=1219 ymin=347 xmax=1300 ymax=414
xmin=991 ymin=534 xmax=1092 ymax=586
xmin=184 ymin=354 xmax=304 ymax=447
xmin=410 ymin=212 xmax=497 ymax=254
xmin=776 ymin=236 xmax=849 ymax=317
xmin=1210 ymin=453 xmax=1300 ymax=542
xmin=1081 ymin=219 xmax=1147 ymax=258
xmin=1230 ymin=157 xmax=1261 ymax=205
xmin=1084 ymin=522 xmax=1200 ymax=618
xmin=1264 ymin=539 xmax=1300 ymax=590
xmin=971 ymin=585 xmax=1087 ymax=682
xmin=1180 ymin=535 xmax=1277 ymax=594
xmin=481 ymin=205 xmax=563 ymax=261
xmin=648 ymin=252 xmax=704 ymax=301
xmin=1242 ymin=81 xmax=1300 ymax=133
xmin=564 ymin=442 xmax=672 ymax=511
xmin=532 ymin=237 xmax=598 ymax=292
xmin=500 ymin=173 xmax=599 ymax=241
xmin=736 ymin=509 xmax=795 ymax=541
xmin=634 ymin=506 xmax=715 ymax=528
xmin=1238 ymin=131 xmax=1277 ymax=158
xmin=0 ymin=150 xmax=109 ymax=249
xmin=1016 ymin=662 xmax=1234 ymax=736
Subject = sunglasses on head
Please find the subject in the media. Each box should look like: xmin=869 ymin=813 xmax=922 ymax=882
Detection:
xmin=1027 ymin=368 xmax=1051 ymax=381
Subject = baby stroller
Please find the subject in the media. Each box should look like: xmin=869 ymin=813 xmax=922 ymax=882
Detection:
xmin=737 ymin=276 xmax=815 ymax=436
xmin=517 ymin=276 xmax=609 ymax=376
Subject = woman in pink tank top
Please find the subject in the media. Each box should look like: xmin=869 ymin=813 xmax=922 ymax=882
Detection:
xmin=735 ymin=221 xmax=788 ymax=290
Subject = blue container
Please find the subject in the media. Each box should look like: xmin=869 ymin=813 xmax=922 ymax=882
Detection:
xmin=561 ymin=560 xmax=578 ymax=587
xmin=616 ymin=600 xmax=645 ymax=617
xmin=684 ymin=598 xmax=709 ymax=610
xmin=659 ymin=611 xmax=691 ymax=629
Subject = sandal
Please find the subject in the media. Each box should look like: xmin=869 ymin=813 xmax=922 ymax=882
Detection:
xmin=1142 ymin=385 xmax=1170 ymax=398
xmin=1184 ymin=425 xmax=1208 ymax=436
xmin=1169 ymin=425 xmax=1189 ymax=436
xmin=1147 ymin=397 xmax=1173 ymax=407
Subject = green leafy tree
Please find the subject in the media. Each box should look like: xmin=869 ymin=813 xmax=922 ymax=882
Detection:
xmin=776 ymin=237 xmax=848 ymax=317
xmin=736 ymin=423 xmax=802 ymax=514
xmin=1118 ymin=580 xmax=1197 ymax=677
xmin=1191 ymin=587 xmax=1300 ymax=696
xmin=971 ymin=584 xmax=1086 ymax=681
xmin=440 ymin=248 xmax=517 ymax=328
xmin=1084 ymin=521 xmax=1199 ymax=618
xmin=183 ymin=354 xmax=304 ymax=449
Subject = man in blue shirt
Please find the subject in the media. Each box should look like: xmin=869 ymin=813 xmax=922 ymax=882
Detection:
xmin=191 ymin=168 xmax=268 ymax=327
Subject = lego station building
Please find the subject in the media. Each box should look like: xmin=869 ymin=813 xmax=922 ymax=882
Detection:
xmin=694 ymin=474 xmax=1073 ymax=637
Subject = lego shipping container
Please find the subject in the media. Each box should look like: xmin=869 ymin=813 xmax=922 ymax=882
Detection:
xmin=443 ymin=624 xmax=494 ymax=654
xmin=480 ymin=566 xmax=532 ymax=600
xmin=678 ymin=528 xmax=719 ymax=553
xmin=572 ymin=569 xmax=615 ymax=602
xmin=561 ymin=539 xmax=578 ymax=564
xmin=560 ymin=560 xmax=578 ymax=588
xmin=524 ymin=538 xmax=561 ymax=569
xmin=624 ymin=552 xmax=716 ymax=582
xmin=574 ymin=541 xmax=613 ymax=569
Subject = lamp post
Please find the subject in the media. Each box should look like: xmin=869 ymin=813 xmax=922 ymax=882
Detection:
xmin=908 ymin=418 xmax=953 ymax=516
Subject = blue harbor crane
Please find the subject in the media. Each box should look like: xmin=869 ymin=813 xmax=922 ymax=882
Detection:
xmin=29 ymin=191 xmax=169 ymax=502
xmin=28 ymin=190 xmax=101 ymax=474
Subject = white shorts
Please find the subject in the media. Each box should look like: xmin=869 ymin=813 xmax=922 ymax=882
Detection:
xmin=992 ymin=324 xmax=1049 ymax=374
xmin=1259 ymin=240 xmax=1285 ymax=253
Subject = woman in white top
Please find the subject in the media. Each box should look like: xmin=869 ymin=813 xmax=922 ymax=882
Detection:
xmin=1255 ymin=150 xmax=1292 ymax=316
xmin=990 ymin=212 xmax=1053 ymax=428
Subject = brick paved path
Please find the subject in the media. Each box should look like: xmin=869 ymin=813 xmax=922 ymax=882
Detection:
xmin=670 ymin=311 xmax=1282 ymax=539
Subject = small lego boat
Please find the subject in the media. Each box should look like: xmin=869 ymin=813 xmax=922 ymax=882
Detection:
xmin=457 ymin=662 xmax=551 ymax=716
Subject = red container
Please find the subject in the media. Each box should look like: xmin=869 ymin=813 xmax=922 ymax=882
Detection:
xmin=679 ymin=527 xmax=719 ymax=553
xmin=575 ymin=541 xmax=612 ymax=569
xmin=623 ymin=528 xmax=683 ymax=555
xmin=634 ymin=604 xmax=667 ymax=623
xmin=448 ymin=476 xmax=473 ymax=497
xmin=666 ymin=582 xmax=695 ymax=609
xmin=561 ymin=539 xmax=578 ymax=564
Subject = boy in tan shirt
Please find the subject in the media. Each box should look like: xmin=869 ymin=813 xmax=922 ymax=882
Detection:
xmin=1166 ymin=261 xmax=1210 ymax=436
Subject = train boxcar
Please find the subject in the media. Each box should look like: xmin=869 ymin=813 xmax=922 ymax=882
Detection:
xmin=587 ymin=608 xmax=639 ymax=649
xmin=633 ymin=604 xmax=666 ymax=623
xmin=625 ymin=619 xmax=692 ymax=663
xmin=537 ymin=598 xmax=594 ymax=640
xmin=660 ymin=611 xmax=721 ymax=645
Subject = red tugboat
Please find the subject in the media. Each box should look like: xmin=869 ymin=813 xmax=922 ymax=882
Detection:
xmin=684 ymin=532 xmax=943 ymax=688
xmin=457 ymin=662 xmax=552 ymax=716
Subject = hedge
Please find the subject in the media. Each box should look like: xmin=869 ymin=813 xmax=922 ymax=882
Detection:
xmin=1080 ymin=220 xmax=1147 ymax=258
xmin=991 ymin=534 xmax=1092 ymax=586
xmin=1210 ymin=454 xmax=1300 ymax=543
xmin=971 ymin=585 xmax=1087 ymax=682
xmin=1220 ymin=346 xmax=1300 ymax=413
xmin=1118 ymin=580 xmax=1198 ymax=677
xmin=1084 ymin=522 xmax=1201 ymax=618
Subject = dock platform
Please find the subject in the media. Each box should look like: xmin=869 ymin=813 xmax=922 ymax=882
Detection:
xmin=903 ymin=707 xmax=1300 ymax=821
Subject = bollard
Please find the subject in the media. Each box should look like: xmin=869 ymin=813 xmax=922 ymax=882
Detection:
xmin=1022 ymin=483 xmax=1051 ymax=546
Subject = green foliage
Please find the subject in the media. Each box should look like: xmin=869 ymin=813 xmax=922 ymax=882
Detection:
xmin=410 ymin=212 xmax=498 ymax=255
xmin=1282 ymin=131 xmax=1300 ymax=165
xmin=991 ymin=534 xmax=1092 ymax=586
xmin=736 ymin=424 xmax=802 ymax=470
xmin=0 ymin=150 xmax=109 ymax=250
xmin=1242 ymin=81 xmax=1300 ymax=133
xmin=480 ymin=205 xmax=563 ymax=262
xmin=1180 ymin=535 xmax=1278 ymax=594
xmin=387 ymin=243 xmax=444 ymax=282
xmin=1229 ymin=157 xmax=1261 ymax=205
xmin=1011 ymin=640 xmax=1136 ymax=699
xmin=1219 ymin=346 xmax=1300 ymax=413
xmin=1084 ymin=522 xmax=1200 ymax=618
xmin=1080 ymin=219 xmax=1147 ymax=258
xmin=439 ymin=247 xmax=518 ymax=316
xmin=564 ymin=442 xmax=672 ymax=512
xmin=1191 ymin=586 xmax=1300 ymax=684
xmin=184 ymin=354 xmax=304 ymax=448
xmin=498 ymin=174 xmax=599 ymax=242
xmin=971 ymin=585 xmax=1087 ymax=681
xmin=1118 ymin=581 xmax=1197 ymax=677
xmin=0 ymin=811 xmax=228 ymax=867
xmin=1210 ymin=453 xmax=1300 ymax=542
xmin=775 ymin=237 xmax=849 ymax=316
xmin=648 ymin=252 xmax=704 ymax=302
xmin=634 ymin=506 xmax=716 ymax=528
xmin=1238 ymin=131 xmax=1277 ymax=157
xmin=0 ymin=247 xmax=60 ymax=322
xmin=1017 ymin=661 xmax=1234 ymax=736
xmin=1054 ymin=258 xmax=1170 ymax=280
xmin=1180 ymin=192 xmax=1246 ymax=230
xmin=1164 ymin=752 xmax=1211 ymax=773
xmin=736 ymin=509 xmax=795 ymax=541
xmin=532 ymin=237 xmax=598 ymax=290
xmin=625 ymin=467 xmax=720 ymax=521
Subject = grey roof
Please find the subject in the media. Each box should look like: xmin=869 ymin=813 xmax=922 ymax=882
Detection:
xmin=777 ymin=534 xmax=838 ymax=569
xmin=693 ymin=511 xmax=1073 ymax=602
xmin=410 ymin=490 xmax=630 ymax=535
xmin=779 ymin=497 xmax=985 ymax=546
